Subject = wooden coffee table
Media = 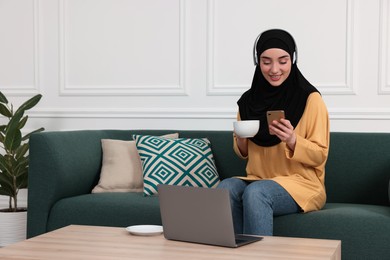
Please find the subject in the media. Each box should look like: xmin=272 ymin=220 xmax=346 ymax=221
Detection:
xmin=0 ymin=225 xmax=341 ymax=259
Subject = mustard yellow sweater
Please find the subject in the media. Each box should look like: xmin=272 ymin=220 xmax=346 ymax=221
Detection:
xmin=234 ymin=92 xmax=330 ymax=212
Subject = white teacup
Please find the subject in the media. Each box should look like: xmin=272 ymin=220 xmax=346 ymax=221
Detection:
xmin=233 ymin=120 xmax=260 ymax=138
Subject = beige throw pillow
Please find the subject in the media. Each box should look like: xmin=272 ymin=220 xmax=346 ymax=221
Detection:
xmin=92 ymin=133 xmax=178 ymax=193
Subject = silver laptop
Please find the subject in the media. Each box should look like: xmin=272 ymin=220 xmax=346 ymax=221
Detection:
xmin=158 ymin=184 xmax=263 ymax=248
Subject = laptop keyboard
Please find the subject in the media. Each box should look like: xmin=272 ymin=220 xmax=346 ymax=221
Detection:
xmin=235 ymin=234 xmax=263 ymax=245
xmin=235 ymin=238 xmax=248 ymax=244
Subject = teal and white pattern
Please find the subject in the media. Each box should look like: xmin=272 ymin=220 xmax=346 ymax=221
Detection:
xmin=133 ymin=135 xmax=220 ymax=196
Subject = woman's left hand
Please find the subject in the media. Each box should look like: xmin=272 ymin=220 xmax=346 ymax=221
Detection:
xmin=269 ymin=118 xmax=296 ymax=150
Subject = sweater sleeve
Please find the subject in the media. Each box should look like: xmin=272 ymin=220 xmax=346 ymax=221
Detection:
xmin=233 ymin=112 xmax=249 ymax=159
xmin=285 ymin=93 xmax=330 ymax=167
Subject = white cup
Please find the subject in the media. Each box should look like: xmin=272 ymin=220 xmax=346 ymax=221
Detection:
xmin=233 ymin=120 xmax=260 ymax=138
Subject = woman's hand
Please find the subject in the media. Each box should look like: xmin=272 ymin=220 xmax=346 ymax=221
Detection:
xmin=234 ymin=134 xmax=249 ymax=157
xmin=269 ymin=118 xmax=296 ymax=150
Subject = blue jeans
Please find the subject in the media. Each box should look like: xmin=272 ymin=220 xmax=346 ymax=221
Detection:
xmin=217 ymin=178 xmax=300 ymax=236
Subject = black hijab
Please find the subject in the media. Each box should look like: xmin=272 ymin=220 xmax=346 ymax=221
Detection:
xmin=237 ymin=29 xmax=319 ymax=147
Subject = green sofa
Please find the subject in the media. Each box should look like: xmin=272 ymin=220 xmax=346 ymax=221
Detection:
xmin=27 ymin=130 xmax=390 ymax=259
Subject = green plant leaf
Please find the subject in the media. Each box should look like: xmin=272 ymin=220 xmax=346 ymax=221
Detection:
xmin=22 ymin=127 xmax=45 ymax=141
xmin=0 ymin=187 xmax=13 ymax=197
xmin=14 ymin=157 xmax=28 ymax=177
xmin=18 ymin=173 xmax=28 ymax=189
xmin=4 ymin=128 xmax=22 ymax=152
xmin=1 ymin=154 xmax=14 ymax=173
xmin=14 ymin=94 xmax=42 ymax=116
xmin=4 ymin=111 xmax=23 ymax=151
xmin=0 ymin=181 xmax=14 ymax=196
xmin=0 ymin=103 xmax=12 ymax=117
xmin=18 ymin=115 xmax=28 ymax=129
xmin=16 ymin=165 xmax=28 ymax=179
xmin=0 ymin=91 xmax=8 ymax=104
xmin=0 ymin=154 xmax=7 ymax=171
xmin=0 ymin=171 xmax=13 ymax=191
xmin=15 ymin=143 xmax=29 ymax=159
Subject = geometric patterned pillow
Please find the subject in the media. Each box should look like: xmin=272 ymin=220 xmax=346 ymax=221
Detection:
xmin=133 ymin=134 xmax=220 ymax=196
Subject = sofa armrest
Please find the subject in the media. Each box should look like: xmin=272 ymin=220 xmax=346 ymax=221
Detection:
xmin=27 ymin=130 xmax=109 ymax=238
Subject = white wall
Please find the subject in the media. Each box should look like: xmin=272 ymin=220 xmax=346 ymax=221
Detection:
xmin=0 ymin=0 xmax=389 ymax=133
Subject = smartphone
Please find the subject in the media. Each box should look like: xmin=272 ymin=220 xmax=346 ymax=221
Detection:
xmin=266 ymin=110 xmax=285 ymax=134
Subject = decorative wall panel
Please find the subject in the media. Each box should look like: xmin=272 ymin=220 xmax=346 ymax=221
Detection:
xmin=379 ymin=0 xmax=390 ymax=94
xmin=0 ymin=0 xmax=39 ymax=95
xmin=206 ymin=0 xmax=356 ymax=96
xmin=59 ymin=0 xmax=186 ymax=95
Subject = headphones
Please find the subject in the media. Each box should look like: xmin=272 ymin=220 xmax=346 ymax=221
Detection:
xmin=252 ymin=31 xmax=298 ymax=66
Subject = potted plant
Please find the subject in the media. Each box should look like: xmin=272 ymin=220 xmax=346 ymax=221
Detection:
xmin=0 ymin=91 xmax=44 ymax=246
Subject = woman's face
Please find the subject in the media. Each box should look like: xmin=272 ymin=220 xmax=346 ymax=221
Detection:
xmin=259 ymin=48 xmax=292 ymax=87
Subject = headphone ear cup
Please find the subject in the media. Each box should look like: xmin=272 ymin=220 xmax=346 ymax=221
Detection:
xmin=253 ymin=44 xmax=258 ymax=65
xmin=253 ymin=33 xmax=262 ymax=66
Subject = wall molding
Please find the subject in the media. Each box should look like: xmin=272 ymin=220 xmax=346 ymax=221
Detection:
xmin=0 ymin=0 xmax=40 ymax=96
xmin=28 ymin=107 xmax=390 ymax=120
xmin=29 ymin=107 xmax=236 ymax=119
xmin=206 ymin=0 xmax=356 ymax=96
xmin=320 ymin=0 xmax=356 ymax=95
xmin=378 ymin=0 xmax=390 ymax=94
xmin=329 ymin=108 xmax=390 ymax=120
xmin=206 ymin=0 xmax=245 ymax=96
xmin=58 ymin=0 xmax=187 ymax=96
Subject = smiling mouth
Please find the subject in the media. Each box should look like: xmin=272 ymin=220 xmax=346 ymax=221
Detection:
xmin=269 ymin=75 xmax=282 ymax=81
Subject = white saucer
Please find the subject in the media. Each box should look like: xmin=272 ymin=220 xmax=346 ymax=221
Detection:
xmin=126 ymin=225 xmax=163 ymax=236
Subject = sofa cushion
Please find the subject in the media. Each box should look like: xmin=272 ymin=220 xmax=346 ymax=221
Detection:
xmin=133 ymin=134 xmax=220 ymax=196
xmin=47 ymin=193 xmax=161 ymax=232
xmin=274 ymin=203 xmax=390 ymax=260
xmin=92 ymin=133 xmax=178 ymax=193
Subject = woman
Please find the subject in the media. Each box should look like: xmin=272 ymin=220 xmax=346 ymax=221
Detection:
xmin=218 ymin=29 xmax=330 ymax=236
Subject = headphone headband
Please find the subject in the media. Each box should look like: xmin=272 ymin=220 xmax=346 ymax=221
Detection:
xmin=253 ymin=30 xmax=298 ymax=66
